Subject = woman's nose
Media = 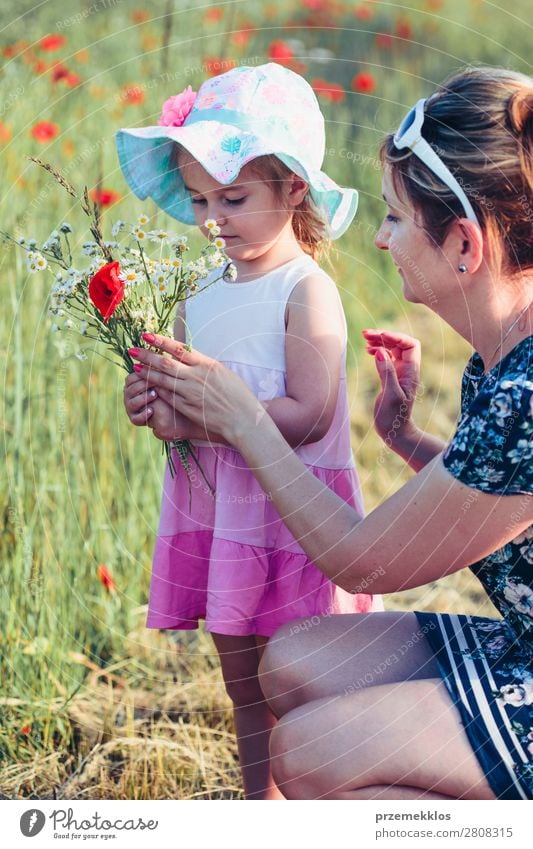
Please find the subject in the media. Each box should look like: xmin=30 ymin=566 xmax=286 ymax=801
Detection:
xmin=374 ymin=220 xmax=390 ymax=251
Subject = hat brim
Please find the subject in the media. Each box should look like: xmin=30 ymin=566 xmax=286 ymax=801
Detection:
xmin=115 ymin=122 xmax=358 ymax=240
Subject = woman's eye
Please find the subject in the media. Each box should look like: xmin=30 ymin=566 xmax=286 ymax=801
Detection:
xmin=225 ymin=197 xmax=246 ymax=206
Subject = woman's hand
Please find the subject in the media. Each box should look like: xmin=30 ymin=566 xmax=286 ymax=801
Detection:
xmin=128 ymin=334 xmax=263 ymax=445
xmin=362 ymin=329 xmax=421 ymax=446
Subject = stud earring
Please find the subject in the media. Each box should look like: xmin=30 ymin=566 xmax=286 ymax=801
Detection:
xmin=458 ymin=264 xmax=468 ymax=273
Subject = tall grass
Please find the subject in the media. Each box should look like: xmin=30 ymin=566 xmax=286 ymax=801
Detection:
xmin=1 ymin=0 xmax=530 ymax=798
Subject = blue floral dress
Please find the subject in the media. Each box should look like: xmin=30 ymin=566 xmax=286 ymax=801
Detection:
xmin=416 ymin=336 xmax=533 ymax=800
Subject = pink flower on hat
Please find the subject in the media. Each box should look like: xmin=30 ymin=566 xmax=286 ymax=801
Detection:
xmin=158 ymin=86 xmax=197 ymax=127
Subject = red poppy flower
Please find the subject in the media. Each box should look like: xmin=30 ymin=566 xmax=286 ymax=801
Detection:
xmin=89 ymin=188 xmax=121 ymax=208
xmin=352 ymin=72 xmax=376 ymax=93
xmin=121 ymin=84 xmax=145 ymax=105
xmin=89 ymin=263 xmax=124 ymax=324
xmin=65 ymin=72 xmax=82 ymax=88
xmin=20 ymin=724 xmax=31 ymax=735
xmin=131 ymin=9 xmax=150 ymax=23
xmin=39 ymin=34 xmax=66 ymax=52
xmin=396 ymin=20 xmax=413 ymax=40
xmin=375 ymin=32 xmax=394 ymax=49
xmin=97 ymin=563 xmax=117 ymax=592
xmin=203 ymin=56 xmax=236 ymax=76
xmin=311 ymin=78 xmax=345 ymax=103
xmin=50 ymin=63 xmax=70 ymax=83
xmin=0 ymin=122 xmax=12 ymax=143
xmin=268 ymin=40 xmax=294 ymax=64
xmin=33 ymin=59 xmax=50 ymax=75
xmin=3 ymin=40 xmax=29 ymax=58
xmin=354 ymin=4 xmax=374 ymax=19
xmin=31 ymin=121 xmax=59 ymax=143
xmin=205 ymin=7 xmax=224 ymax=22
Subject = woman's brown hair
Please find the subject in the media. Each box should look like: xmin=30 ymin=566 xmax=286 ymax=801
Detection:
xmin=380 ymin=67 xmax=533 ymax=274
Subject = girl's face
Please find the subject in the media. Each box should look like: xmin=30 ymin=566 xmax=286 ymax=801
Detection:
xmin=374 ymin=168 xmax=448 ymax=307
xmin=178 ymin=151 xmax=299 ymax=262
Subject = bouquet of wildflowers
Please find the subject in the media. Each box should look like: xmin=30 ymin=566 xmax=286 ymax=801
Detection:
xmin=2 ymin=157 xmax=235 ymax=496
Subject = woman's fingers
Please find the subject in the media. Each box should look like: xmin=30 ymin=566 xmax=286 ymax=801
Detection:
xmin=362 ymin=329 xmax=420 ymax=362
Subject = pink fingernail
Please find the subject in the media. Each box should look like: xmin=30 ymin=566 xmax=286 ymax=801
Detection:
xmin=376 ymin=349 xmax=385 ymax=361
xmin=128 ymin=347 xmax=140 ymax=357
xmin=133 ymin=363 xmax=143 ymax=373
xmin=142 ymin=333 xmax=155 ymax=344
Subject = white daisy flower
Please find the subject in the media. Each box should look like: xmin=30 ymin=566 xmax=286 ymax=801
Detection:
xmin=223 ymin=262 xmax=238 ymax=282
xmin=170 ymin=257 xmax=182 ymax=269
xmin=208 ymin=251 xmax=226 ymax=268
xmin=172 ymin=235 xmax=188 ymax=248
xmin=64 ymin=319 xmax=74 ymax=330
xmin=214 ymin=236 xmax=226 ymax=249
xmin=137 ymin=213 xmax=150 ymax=226
xmin=120 ymin=268 xmax=142 ymax=287
xmin=151 ymin=265 xmax=170 ymax=289
xmin=210 ymin=225 xmax=221 ymax=236
xmin=80 ymin=321 xmax=88 ymax=335
xmin=149 ymin=229 xmax=168 ymax=243
xmin=204 ymin=219 xmax=217 ymax=231
xmin=132 ymin=225 xmax=147 ymax=241
xmin=27 ymin=251 xmax=48 ymax=272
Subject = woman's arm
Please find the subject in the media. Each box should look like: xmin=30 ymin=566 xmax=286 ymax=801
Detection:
xmin=363 ymin=329 xmax=446 ymax=472
xmin=131 ymin=335 xmax=533 ymax=596
xmin=260 ymin=273 xmax=344 ymax=447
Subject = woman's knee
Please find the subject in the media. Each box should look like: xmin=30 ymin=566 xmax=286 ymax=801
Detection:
xmin=258 ymin=620 xmax=314 ymax=716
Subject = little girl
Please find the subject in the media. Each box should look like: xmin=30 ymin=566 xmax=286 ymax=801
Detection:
xmin=118 ymin=63 xmax=382 ymax=799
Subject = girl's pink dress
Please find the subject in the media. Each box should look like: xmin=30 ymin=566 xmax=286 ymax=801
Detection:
xmin=147 ymin=254 xmax=383 ymax=635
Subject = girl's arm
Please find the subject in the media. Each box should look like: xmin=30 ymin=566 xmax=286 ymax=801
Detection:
xmin=362 ymin=329 xmax=446 ymax=472
xmin=130 ymin=336 xmax=533 ymax=596
xmin=260 ymin=273 xmax=345 ymax=447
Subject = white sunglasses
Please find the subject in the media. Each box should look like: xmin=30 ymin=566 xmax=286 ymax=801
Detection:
xmin=393 ymin=98 xmax=480 ymax=226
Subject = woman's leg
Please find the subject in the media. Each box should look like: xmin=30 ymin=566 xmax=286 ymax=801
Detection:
xmin=269 ymin=678 xmax=496 ymax=799
xmin=211 ymin=632 xmax=283 ymax=800
xmin=259 ymin=611 xmax=441 ymax=717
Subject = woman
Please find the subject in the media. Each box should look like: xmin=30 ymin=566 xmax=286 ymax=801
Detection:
xmin=124 ymin=67 xmax=533 ymax=800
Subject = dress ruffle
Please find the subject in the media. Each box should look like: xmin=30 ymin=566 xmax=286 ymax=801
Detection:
xmin=148 ymin=445 xmax=382 ymax=635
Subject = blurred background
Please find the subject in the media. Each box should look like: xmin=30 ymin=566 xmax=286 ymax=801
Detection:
xmin=1 ymin=0 xmax=531 ymax=799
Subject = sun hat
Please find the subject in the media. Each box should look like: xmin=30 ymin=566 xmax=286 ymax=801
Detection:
xmin=115 ymin=63 xmax=358 ymax=240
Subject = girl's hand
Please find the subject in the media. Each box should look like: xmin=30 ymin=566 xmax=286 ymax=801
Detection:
xmin=148 ymin=398 xmax=198 ymax=442
xmin=123 ymin=372 xmax=157 ymax=427
xmin=362 ymin=329 xmax=421 ymax=444
xmin=128 ymin=334 xmax=262 ymax=444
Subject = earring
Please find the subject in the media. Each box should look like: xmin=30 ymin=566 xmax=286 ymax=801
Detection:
xmin=458 ymin=264 xmax=468 ymax=273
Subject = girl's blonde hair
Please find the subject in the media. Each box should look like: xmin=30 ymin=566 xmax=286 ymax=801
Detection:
xmin=171 ymin=145 xmax=330 ymax=261
xmin=380 ymin=67 xmax=533 ymax=274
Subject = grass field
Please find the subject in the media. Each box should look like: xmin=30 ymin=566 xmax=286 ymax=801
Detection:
xmin=1 ymin=0 xmax=531 ymax=799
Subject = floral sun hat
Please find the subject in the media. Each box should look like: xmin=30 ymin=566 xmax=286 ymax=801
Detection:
xmin=115 ymin=63 xmax=358 ymax=240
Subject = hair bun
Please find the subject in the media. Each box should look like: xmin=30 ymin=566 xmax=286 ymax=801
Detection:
xmin=506 ymin=88 xmax=533 ymax=136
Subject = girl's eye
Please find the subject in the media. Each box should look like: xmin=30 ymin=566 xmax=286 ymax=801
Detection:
xmin=385 ymin=213 xmax=399 ymax=223
xmin=225 ymin=197 xmax=246 ymax=206
xmin=191 ymin=197 xmax=206 ymax=205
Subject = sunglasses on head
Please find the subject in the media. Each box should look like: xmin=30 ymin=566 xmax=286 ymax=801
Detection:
xmin=393 ymin=98 xmax=481 ymax=227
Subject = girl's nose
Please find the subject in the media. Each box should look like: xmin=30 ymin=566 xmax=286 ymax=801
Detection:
xmin=374 ymin=220 xmax=390 ymax=251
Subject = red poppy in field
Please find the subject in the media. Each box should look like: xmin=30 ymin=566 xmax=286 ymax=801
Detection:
xmin=3 ymin=40 xmax=29 ymax=58
xmin=232 ymin=21 xmax=255 ymax=47
xmin=50 ymin=63 xmax=70 ymax=83
xmin=352 ymin=72 xmax=376 ymax=93
xmin=131 ymin=10 xmax=150 ymax=23
xmin=20 ymin=724 xmax=31 ymax=735
xmin=0 ymin=122 xmax=12 ymax=143
xmin=311 ymin=78 xmax=345 ymax=102
xmin=268 ymin=40 xmax=294 ymax=65
xmin=375 ymin=32 xmax=394 ymax=49
xmin=396 ymin=20 xmax=413 ymax=40
xmin=97 ymin=563 xmax=117 ymax=592
xmin=203 ymin=56 xmax=237 ymax=76
xmin=205 ymin=7 xmax=224 ymax=23
xmin=33 ymin=59 xmax=50 ymax=75
xmin=65 ymin=72 xmax=82 ymax=88
xmin=354 ymin=4 xmax=374 ymax=19
xmin=89 ymin=265 xmax=124 ymax=325
xmin=39 ymin=33 xmax=66 ymax=52
xmin=31 ymin=121 xmax=59 ymax=143
xmin=121 ymin=84 xmax=145 ymax=105
xmin=89 ymin=188 xmax=122 ymax=208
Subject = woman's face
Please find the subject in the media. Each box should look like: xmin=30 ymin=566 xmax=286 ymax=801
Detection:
xmin=178 ymin=150 xmax=296 ymax=262
xmin=374 ymin=168 xmax=446 ymax=307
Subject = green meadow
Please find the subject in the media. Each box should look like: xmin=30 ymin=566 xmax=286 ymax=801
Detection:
xmin=1 ymin=0 xmax=531 ymax=798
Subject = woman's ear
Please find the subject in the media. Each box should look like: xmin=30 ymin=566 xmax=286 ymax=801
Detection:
xmin=446 ymin=218 xmax=484 ymax=274
xmin=286 ymin=173 xmax=310 ymax=208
